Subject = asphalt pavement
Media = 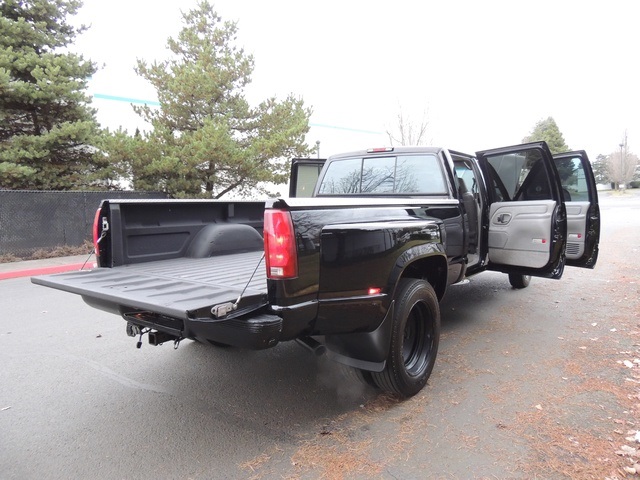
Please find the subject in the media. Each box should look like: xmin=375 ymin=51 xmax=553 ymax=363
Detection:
xmin=1 ymin=190 xmax=639 ymax=479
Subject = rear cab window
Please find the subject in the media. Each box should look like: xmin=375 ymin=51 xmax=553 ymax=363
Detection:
xmin=317 ymin=153 xmax=448 ymax=196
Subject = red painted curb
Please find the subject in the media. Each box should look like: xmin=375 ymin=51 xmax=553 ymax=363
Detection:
xmin=0 ymin=263 xmax=94 ymax=281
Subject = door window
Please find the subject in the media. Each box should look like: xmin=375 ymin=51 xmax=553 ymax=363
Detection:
xmin=555 ymin=156 xmax=590 ymax=202
xmin=294 ymin=163 xmax=324 ymax=197
xmin=454 ymin=162 xmax=479 ymax=197
xmin=485 ymin=148 xmax=552 ymax=202
xmin=454 ymin=160 xmax=481 ymax=258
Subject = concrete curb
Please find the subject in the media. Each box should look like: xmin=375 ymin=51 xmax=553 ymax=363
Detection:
xmin=0 ymin=263 xmax=94 ymax=281
xmin=0 ymin=255 xmax=96 ymax=281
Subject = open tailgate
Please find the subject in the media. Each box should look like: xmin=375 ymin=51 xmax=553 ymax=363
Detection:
xmin=31 ymin=251 xmax=268 ymax=320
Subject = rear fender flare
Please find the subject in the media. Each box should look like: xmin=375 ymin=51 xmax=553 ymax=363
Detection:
xmin=388 ymin=244 xmax=448 ymax=300
xmin=325 ymin=244 xmax=448 ymax=370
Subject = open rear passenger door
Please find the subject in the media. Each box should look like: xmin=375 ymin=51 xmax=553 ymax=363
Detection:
xmin=289 ymin=158 xmax=326 ymax=198
xmin=553 ymin=150 xmax=600 ymax=268
xmin=476 ymin=142 xmax=568 ymax=279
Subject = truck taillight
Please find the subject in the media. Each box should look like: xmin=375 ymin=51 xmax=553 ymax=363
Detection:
xmin=92 ymin=208 xmax=101 ymax=259
xmin=264 ymin=209 xmax=298 ymax=279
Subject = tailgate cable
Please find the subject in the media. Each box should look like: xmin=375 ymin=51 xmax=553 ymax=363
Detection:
xmin=81 ymin=218 xmax=109 ymax=271
xmin=211 ymin=253 xmax=265 ymax=318
xmin=235 ymin=253 xmax=266 ymax=306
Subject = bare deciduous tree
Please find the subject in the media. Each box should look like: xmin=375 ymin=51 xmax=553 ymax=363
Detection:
xmin=607 ymin=134 xmax=639 ymax=189
xmin=386 ymin=107 xmax=430 ymax=146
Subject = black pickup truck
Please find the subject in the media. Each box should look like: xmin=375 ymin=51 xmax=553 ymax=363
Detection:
xmin=33 ymin=142 xmax=600 ymax=397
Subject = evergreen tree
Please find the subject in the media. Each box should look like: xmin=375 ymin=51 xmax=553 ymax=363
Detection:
xmin=592 ymin=154 xmax=610 ymax=185
xmin=116 ymin=1 xmax=312 ymax=198
xmin=522 ymin=116 xmax=574 ymax=184
xmin=0 ymin=0 xmax=103 ymax=190
xmin=522 ymin=117 xmax=570 ymax=154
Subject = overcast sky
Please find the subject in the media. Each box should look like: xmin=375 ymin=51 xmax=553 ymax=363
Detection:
xmin=72 ymin=0 xmax=639 ymax=159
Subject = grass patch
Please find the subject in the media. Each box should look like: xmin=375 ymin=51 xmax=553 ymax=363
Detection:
xmin=0 ymin=241 xmax=93 ymax=264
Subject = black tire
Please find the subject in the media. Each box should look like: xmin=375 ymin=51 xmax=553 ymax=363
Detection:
xmin=340 ymin=365 xmax=377 ymax=388
xmin=372 ymin=279 xmax=440 ymax=398
xmin=508 ymin=273 xmax=531 ymax=289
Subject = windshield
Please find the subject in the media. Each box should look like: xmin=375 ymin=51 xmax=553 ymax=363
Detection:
xmin=317 ymin=154 xmax=447 ymax=195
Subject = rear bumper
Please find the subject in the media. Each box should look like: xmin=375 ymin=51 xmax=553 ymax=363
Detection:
xmin=123 ymin=311 xmax=283 ymax=350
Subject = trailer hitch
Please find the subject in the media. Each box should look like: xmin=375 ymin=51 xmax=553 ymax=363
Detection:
xmin=126 ymin=323 xmax=149 ymax=348
xmin=126 ymin=322 xmax=182 ymax=349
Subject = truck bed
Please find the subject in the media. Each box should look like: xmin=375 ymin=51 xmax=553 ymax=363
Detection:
xmin=32 ymin=251 xmax=268 ymax=321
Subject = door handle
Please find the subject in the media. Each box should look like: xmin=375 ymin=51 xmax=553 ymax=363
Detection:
xmin=496 ymin=213 xmax=512 ymax=224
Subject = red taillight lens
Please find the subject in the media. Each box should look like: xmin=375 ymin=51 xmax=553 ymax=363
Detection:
xmin=92 ymin=208 xmax=101 ymax=258
xmin=264 ymin=209 xmax=298 ymax=279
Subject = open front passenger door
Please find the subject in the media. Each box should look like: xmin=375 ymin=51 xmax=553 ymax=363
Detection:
xmin=553 ymin=150 xmax=600 ymax=268
xmin=476 ymin=142 xmax=567 ymax=279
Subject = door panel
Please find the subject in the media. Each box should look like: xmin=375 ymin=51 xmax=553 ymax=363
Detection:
xmin=553 ymin=151 xmax=600 ymax=268
xmin=565 ymin=201 xmax=589 ymax=260
xmin=488 ymin=200 xmax=556 ymax=268
xmin=477 ymin=142 xmax=567 ymax=279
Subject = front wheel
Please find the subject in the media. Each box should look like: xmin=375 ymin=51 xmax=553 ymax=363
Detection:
xmin=508 ymin=273 xmax=531 ymax=289
xmin=372 ymin=279 xmax=440 ymax=398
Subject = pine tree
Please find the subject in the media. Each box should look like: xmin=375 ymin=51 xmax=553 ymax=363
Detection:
xmin=522 ymin=117 xmax=570 ymax=154
xmin=0 ymin=0 xmax=102 ymax=190
xmin=114 ymin=1 xmax=312 ymax=198
xmin=592 ymin=154 xmax=610 ymax=185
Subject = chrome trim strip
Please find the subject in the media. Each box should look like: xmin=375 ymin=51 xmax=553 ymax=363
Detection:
xmin=270 ymin=293 xmax=388 ymax=311
xmin=319 ymin=293 xmax=388 ymax=304
xmin=270 ymin=300 xmax=318 ymax=312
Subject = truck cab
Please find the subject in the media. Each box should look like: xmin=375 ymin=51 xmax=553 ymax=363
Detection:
xmin=290 ymin=142 xmax=600 ymax=285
